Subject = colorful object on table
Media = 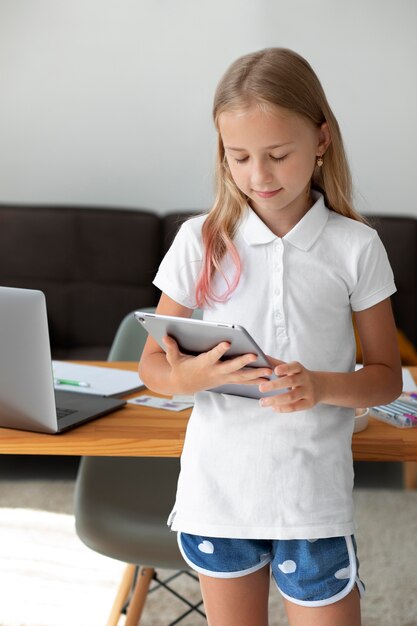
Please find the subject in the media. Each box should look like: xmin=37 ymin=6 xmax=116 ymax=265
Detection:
xmin=372 ymin=393 xmax=417 ymax=428
xmin=54 ymin=378 xmax=90 ymax=388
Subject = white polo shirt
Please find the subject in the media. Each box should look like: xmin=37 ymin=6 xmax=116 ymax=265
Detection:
xmin=153 ymin=193 xmax=396 ymax=540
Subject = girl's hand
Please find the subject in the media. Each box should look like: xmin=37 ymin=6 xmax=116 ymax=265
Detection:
xmin=258 ymin=358 xmax=322 ymax=412
xmin=163 ymin=335 xmax=273 ymax=395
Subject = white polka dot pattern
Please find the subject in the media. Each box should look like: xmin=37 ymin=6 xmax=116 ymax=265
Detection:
xmin=198 ymin=540 xmax=214 ymax=554
xmin=278 ymin=559 xmax=297 ymax=574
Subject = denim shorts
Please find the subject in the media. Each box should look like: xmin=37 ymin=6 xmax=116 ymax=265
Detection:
xmin=178 ymin=532 xmax=365 ymax=607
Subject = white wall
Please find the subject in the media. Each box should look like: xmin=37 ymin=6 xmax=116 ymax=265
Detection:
xmin=0 ymin=0 xmax=416 ymax=215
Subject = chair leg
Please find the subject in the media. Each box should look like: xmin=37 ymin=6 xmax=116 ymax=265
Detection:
xmin=106 ymin=564 xmax=137 ymax=626
xmin=124 ymin=566 xmax=155 ymax=626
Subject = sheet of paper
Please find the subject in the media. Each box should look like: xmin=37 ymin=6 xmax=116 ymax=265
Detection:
xmin=52 ymin=361 xmax=144 ymax=397
xmin=128 ymin=395 xmax=194 ymax=411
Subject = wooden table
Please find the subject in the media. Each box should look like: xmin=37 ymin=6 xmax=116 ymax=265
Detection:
xmin=1 ymin=362 xmax=416 ymax=488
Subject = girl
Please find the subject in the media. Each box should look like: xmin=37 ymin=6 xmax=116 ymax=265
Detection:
xmin=139 ymin=48 xmax=402 ymax=626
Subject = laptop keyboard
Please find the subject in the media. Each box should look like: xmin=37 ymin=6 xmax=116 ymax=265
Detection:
xmin=56 ymin=407 xmax=77 ymax=420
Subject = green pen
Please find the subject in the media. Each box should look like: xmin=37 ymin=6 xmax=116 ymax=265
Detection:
xmin=54 ymin=377 xmax=91 ymax=388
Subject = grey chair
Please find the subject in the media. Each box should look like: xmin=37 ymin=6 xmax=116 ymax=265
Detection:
xmin=74 ymin=308 xmax=205 ymax=626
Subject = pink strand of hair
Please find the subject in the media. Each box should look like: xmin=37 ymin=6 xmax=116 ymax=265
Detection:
xmin=195 ymin=234 xmax=242 ymax=308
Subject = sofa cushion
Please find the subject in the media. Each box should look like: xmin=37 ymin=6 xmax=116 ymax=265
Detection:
xmin=0 ymin=206 xmax=162 ymax=358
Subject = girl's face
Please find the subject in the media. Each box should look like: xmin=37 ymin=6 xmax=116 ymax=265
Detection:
xmin=219 ymin=105 xmax=330 ymax=236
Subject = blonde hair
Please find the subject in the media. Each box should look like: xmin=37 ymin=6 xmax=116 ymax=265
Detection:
xmin=195 ymin=47 xmax=364 ymax=307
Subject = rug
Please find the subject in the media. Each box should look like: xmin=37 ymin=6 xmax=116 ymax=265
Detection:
xmin=0 ymin=489 xmax=416 ymax=626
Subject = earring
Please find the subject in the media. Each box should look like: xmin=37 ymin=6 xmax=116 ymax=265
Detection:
xmin=316 ymin=155 xmax=324 ymax=168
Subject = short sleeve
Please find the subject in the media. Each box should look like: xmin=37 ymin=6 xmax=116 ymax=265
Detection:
xmin=153 ymin=217 xmax=204 ymax=309
xmin=350 ymin=231 xmax=396 ymax=311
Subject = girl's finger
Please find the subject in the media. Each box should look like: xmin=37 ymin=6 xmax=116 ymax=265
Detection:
xmin=206 ymin=341 xmax=232 ymax=364
xmin=266 ymin=355 xmax=286 ymax=368
xmin=243 ymin=367 xmax=273 ymax=381
xmin=219 ymin=352 xmax=261 ymax=373
xmin=274 ymin=361 xmax=302 ymax=377
xmin=258 ymin=375 xmax=290 ymax=394
xmin=163 ymin=335 xmax=182 ymax=363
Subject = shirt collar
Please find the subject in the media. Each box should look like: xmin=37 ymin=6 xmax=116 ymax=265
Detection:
xmin=240 ymin=191 xmax=329 ymax=251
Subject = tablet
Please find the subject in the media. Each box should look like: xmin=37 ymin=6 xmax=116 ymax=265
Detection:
xmin=134 ymin=311 xmax=280 ymax=399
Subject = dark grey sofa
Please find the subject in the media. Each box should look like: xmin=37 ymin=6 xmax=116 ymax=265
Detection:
xmin=0 ymin=204 xmax=416 ymax=358
xmin=0 ymin=205 xmax=192 ymax=359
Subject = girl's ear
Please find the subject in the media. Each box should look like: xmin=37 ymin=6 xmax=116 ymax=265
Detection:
xmin=317 ymin=122 xmax=331 ymax=155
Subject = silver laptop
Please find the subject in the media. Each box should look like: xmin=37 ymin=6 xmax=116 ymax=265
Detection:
xmin=0 ymin=286 xmax=126 ymax=433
